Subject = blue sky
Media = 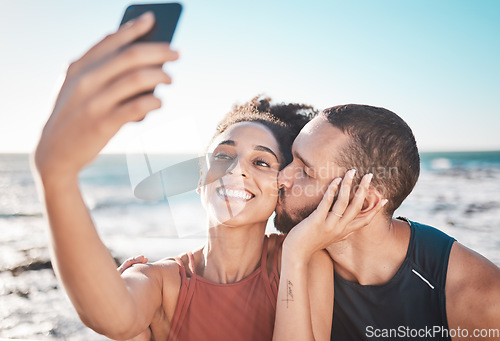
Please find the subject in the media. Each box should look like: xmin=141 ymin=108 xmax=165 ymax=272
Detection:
xmin=1 ymin=0 xmax=499 ymax=153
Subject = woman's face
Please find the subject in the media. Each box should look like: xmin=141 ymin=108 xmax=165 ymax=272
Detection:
xmin=200 ymin=122 xmax=282 ymax=227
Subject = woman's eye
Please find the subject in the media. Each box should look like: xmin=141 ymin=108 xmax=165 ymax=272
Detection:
xmin=255 ymin=159 xmax=271 ymax=167
xmin=302 ymin=168 xmax=310 ymax=178
xmin=213 ymin=153 xmax=233 ymax=161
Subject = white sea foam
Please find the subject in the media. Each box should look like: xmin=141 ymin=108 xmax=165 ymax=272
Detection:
xmin=430 ymin=158 xmax=452 ymax=170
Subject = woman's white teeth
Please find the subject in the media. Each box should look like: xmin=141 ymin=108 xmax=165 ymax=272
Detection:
xmin=218 ymin=188 xmax=252 ymax=200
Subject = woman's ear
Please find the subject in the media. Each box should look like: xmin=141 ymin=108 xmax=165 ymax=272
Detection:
xmin=196 ymin=170 xmax=203 ymax=194
xmin=197 ymin=155 xmax=211 ymax=195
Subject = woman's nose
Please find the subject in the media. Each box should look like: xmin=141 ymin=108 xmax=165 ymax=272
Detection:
xmin=228 ymin=159 xmax=247 ymax=177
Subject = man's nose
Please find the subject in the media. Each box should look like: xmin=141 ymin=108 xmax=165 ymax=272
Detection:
xmin=278 ymin=164 xmax=294 ymax=189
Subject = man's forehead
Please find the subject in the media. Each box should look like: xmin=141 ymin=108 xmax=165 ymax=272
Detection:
xmin=293 ymin=117 xmax=350 ymax=168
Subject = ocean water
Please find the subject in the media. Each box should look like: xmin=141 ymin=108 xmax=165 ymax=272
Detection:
xmin=1 ymin=151 xmax=500 ymax=340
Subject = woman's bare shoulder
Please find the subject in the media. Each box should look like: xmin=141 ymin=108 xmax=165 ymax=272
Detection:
xmin=148 ymin=258 xmax=185 ymax=318
xmin=151 ymin=258 xmax=183 ymax=284
xmin=120 ymin=258 xmax=180 ymax=289
xmin=136 ymin=245 xmax=204 ymax=284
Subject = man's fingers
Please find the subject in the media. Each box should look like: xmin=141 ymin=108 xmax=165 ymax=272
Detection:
xmin=117 ymin=259 xmax=133 ymax=274
xmin=117 ymin=255 xmax=148 ymax=274
xmin=71 ymin=12 xmax=157 ymax=75
xmin=133 ymin=255 xmax=148 ymax=263
xmin=341 ymin=173 xmax=373 ymax=222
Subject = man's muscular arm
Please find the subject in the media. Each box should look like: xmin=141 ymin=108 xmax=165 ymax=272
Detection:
xmin=446 ymin=242 xmax=500 ymax=340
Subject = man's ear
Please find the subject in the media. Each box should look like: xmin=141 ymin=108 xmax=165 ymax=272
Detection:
xmin=360 ymin=187 xmax=385 ymax=215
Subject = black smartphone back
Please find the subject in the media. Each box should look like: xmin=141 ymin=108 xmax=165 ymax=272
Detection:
xmin=120 ymin=3 xmax=182 ymax=43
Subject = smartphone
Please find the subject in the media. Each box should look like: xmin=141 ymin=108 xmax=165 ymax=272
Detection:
xmin=120 ymin=3 xmax=182 ymax=43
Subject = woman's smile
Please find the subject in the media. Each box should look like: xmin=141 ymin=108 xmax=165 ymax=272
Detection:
xmin=216 ymin=186 xmax=255 ymax=201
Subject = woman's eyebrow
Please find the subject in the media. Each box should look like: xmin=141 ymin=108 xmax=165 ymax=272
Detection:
xmin=218 ymin=140 xmax=235 ymax=146
xmin=217 ymin=140 xmax=278 ymax=161
xmin=254 ymin=145 xmax=278 ymax=161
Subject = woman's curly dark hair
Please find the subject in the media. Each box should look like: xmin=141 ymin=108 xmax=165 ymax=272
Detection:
xmin=210 ymin=95 xmax=318 ymax=169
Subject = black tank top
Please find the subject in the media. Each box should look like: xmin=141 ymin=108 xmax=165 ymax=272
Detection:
xmin=332 ymin=218 xmax=456 ymax=340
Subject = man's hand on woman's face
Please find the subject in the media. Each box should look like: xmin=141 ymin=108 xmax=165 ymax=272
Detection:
xmin=34 ymin=12 xmax=179 ymax=180
xmin=283 ymin=170 xmax=388 ymax=260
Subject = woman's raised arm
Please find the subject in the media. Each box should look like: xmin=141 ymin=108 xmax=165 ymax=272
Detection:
xmin=33 ymin=12 xmax=178 ymax=340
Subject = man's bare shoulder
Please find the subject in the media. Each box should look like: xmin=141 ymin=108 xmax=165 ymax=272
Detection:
xmin=446 ymin=242 xmax=500 ymax=332
xmin=446 ymin=241 xmax=500 ymax=293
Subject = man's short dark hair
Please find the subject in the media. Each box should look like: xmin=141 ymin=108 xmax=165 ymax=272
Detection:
xmin=322 ymin=104 xmax=420 ymax=216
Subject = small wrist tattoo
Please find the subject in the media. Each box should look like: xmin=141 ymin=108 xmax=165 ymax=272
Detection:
xmin=282 ymin=279 xmax=294 ymax=308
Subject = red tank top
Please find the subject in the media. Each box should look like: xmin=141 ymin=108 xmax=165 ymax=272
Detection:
xmin=166 ymin=234 xmax=284 ymax=341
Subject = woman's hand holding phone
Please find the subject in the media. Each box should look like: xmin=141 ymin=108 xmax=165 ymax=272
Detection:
xmin=30 ymin=7 xmax=181 ymax=339
xmin=34 ymin=11 xmax=179 ymax=182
